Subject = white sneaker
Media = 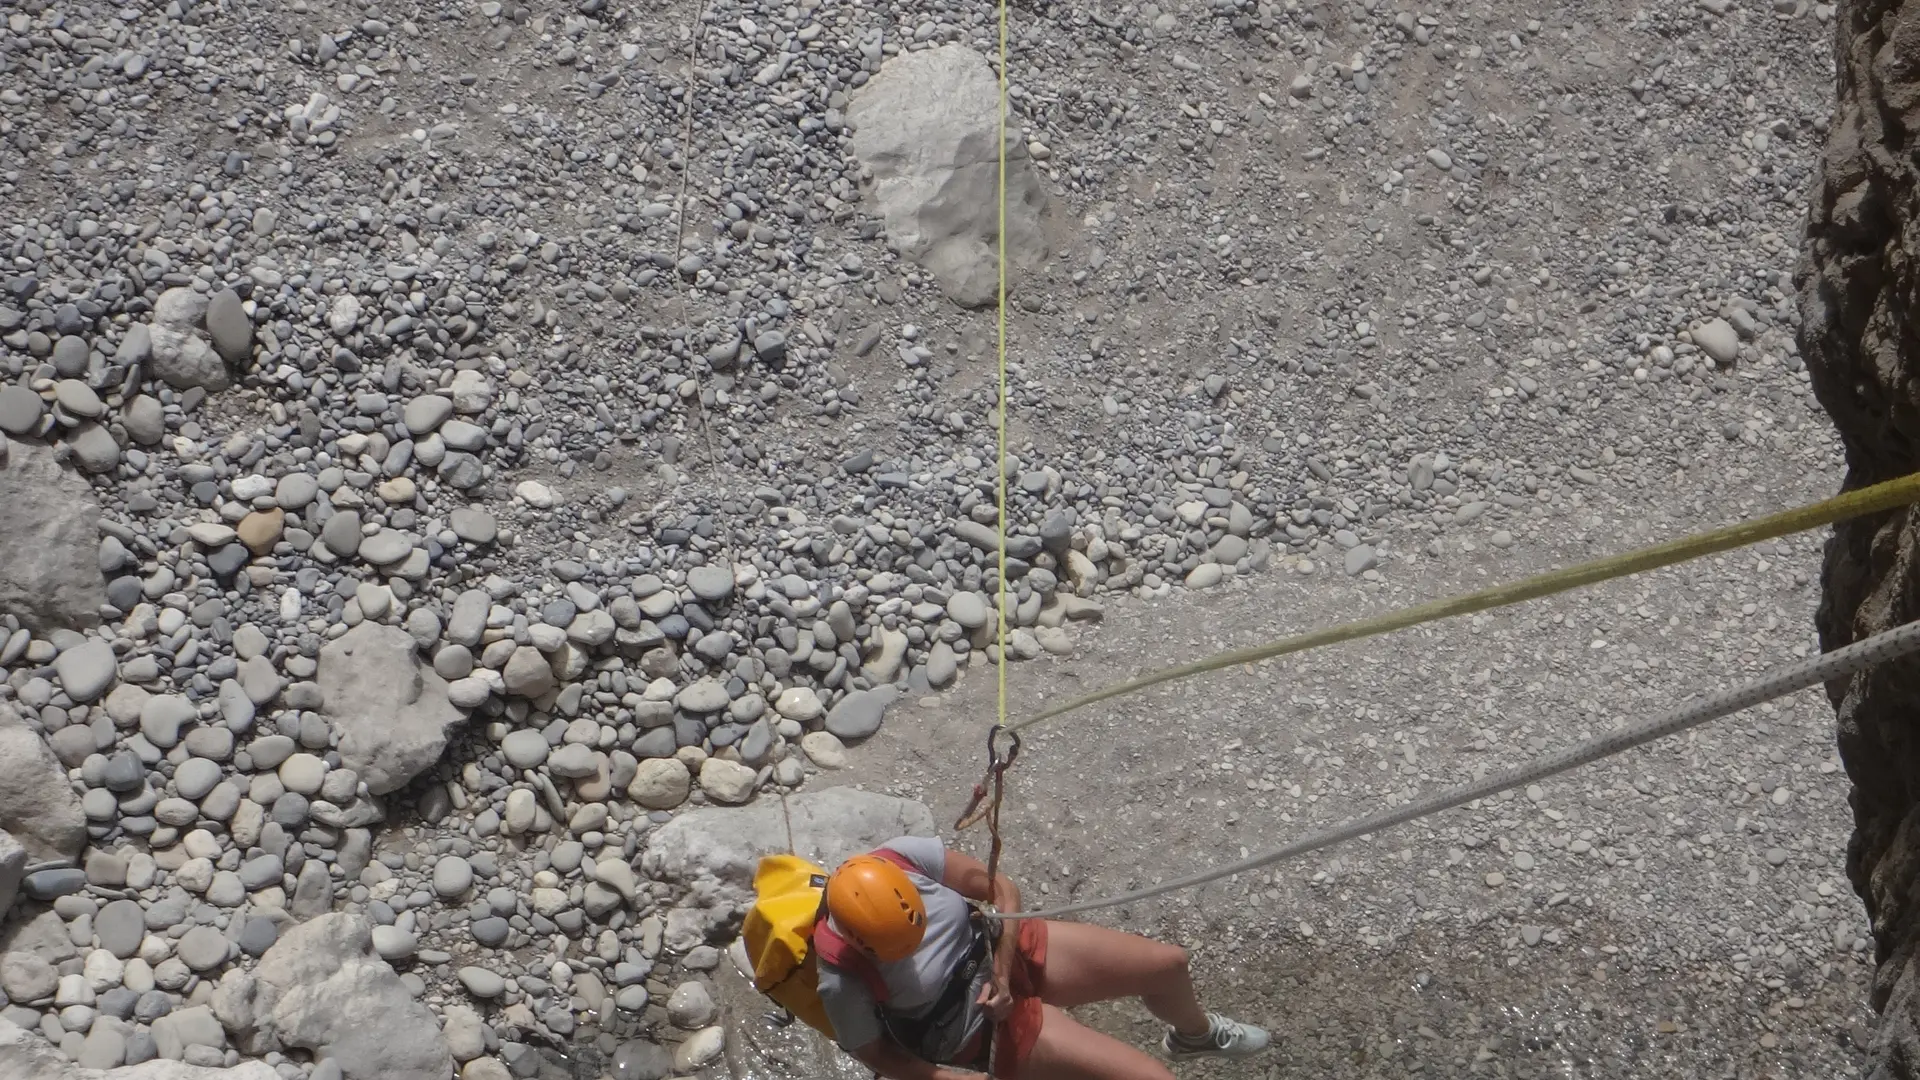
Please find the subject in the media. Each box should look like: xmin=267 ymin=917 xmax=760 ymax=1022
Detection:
xmin=1162 ymin=1013 xmax=1272 ymax=1060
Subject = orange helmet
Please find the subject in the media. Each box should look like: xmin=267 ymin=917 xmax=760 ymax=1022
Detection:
xmin=825 ymin=853 xmax=926 ymax=962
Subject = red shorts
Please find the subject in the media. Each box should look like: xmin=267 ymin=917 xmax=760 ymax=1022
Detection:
xmin=975 ymin=919 xmax=1048 ymax=1078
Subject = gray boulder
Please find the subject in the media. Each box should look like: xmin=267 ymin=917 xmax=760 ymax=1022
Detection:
xmin=0 ymin=909 xmax=78 ymax=965
xmin=0 ymin=440 xmax=105 ymax=631
xmin=0 ymin=1014 xmax=277 ymax=1080
xmin=846 ymin=44 xmax=1050 ymax=309
xmin=148 ymin=325 xmax=229 ymax=391
xmin=114 ymin=323 xmax=152 ymax=369
xmin=54 ymin=639 xmax=118 ymax=703
xmin=317 ymin=622 xmax=464 ymax=795
xmin=824 ymin=686 xmax=898 ymax=741
xmin=0 ymin=828 xmax=23 ymax=915
xmin=0 ymin=702 xmax=88 ymax=860
xmin=0 ymin=950 xmax=56 ymax=1003
xmin=145 ymin=287 xmax=232 ymax=392
xmin=203 ymin=289 xmax=251 ymax=366
xmin=152 ymin=285 xmax=208 ymax=326
xmin=152 ymin=1005 xmax=226 ymax=1060
xmin=210 ymin=969 xmax=279 ymax=1056
xmin=242 ymin=913 xmax=452 ymax=1080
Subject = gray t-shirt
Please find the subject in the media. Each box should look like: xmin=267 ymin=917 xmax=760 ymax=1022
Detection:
xmin=816 ymin=835 xmax=986 ymax=1059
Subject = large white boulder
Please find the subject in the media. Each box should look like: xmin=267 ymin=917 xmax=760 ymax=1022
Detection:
xmin=146 ymin=286 xmax=232 ymax=392
xmin=318 ymin=623 xmax=464 ymax=795
xmin=847 ymin=44 xmax=1050 ymax=308
xmin=228 ymin=913 xmax=452 ymax=1080
xmin=0 ymin=703 xmax=88 ymax=861
xmin=0 ymin=441 xmax=106 ymax=632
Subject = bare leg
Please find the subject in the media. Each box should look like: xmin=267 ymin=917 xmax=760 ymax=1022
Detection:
xmin=1018 ymin=1004 xmax=1175 ymax=1080
xmin=1031 ymin=921 xmax=1210 ymax=1038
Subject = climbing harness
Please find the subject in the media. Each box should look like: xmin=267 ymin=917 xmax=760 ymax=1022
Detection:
xmin=987 ymin=618 xmax=1920 ymax=920
xmin=877 ymin=909 xmax=999 ymax=1065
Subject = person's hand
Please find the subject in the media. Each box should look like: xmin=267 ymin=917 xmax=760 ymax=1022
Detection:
xmin=976 ymin=975 xmax=1013 ymax=1022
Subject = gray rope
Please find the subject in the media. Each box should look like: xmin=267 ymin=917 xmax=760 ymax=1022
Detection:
xmin=999 ymin=620 xmax=1920 ymax=921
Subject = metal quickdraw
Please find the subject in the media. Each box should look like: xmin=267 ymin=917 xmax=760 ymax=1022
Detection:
xmin=956 ymin=724 xmax=1021 ymax=881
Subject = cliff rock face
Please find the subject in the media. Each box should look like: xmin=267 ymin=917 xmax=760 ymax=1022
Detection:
xmin=1797 ymin=3 xmax=1920 ymax=1074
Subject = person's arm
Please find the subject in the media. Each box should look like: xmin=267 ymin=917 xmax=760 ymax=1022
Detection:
xmin=847 ymin=1037 xmax=985 ymax=1080
xmin=941 ymin=850 xmax=1023 ymax=994
xmin=941 ymin=848 xmax=1022 ymax=911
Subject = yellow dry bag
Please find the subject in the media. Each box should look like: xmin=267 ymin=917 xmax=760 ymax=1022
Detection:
xmin=742 ymin=850 xmax=908 ymax=1040
xmin=742 ymin=853 xmax=841 ymax=1037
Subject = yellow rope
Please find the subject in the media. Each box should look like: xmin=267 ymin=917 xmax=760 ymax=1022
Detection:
xmin=1006 ymin=470 xmax=1920 ymax=735
xmin=983 ymin=12 xmax=1013 ymax=1073
xmin=994 ymin=0 xmax=1010 ymax=735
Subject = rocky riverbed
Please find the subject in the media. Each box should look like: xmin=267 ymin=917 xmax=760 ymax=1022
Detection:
xmin=0 ymin=0 xmax=1868 ymax=1077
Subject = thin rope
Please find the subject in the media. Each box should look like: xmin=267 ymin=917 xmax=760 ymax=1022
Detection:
xmin=993 ymin=0 xmax=1011 ymax=746
xmin=994 ymin=619 xmax=1920 ymax=920
xmin=672 ymin=1 xmax=723 ymax=477
xmin=1005 ymin=470 xmax=1920 ymax=735
xmin=985 ymin=10 xmax=1012 ymax=1077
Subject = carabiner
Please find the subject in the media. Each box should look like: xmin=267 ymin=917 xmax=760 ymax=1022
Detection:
xmin=986 ymin=723 xmax=1021 ymax=772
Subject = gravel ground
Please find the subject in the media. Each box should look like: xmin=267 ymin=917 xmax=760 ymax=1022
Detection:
xmin=0 ymin=0 xmax=1872 ymax=1076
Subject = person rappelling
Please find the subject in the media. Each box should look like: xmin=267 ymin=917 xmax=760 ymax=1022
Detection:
xmin=744 ymin=834 xmax=1270 ymax=1080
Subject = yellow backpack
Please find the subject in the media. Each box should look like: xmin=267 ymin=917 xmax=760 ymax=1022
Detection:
xmin=741 ymin=851 xmax=906 ymax=1040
